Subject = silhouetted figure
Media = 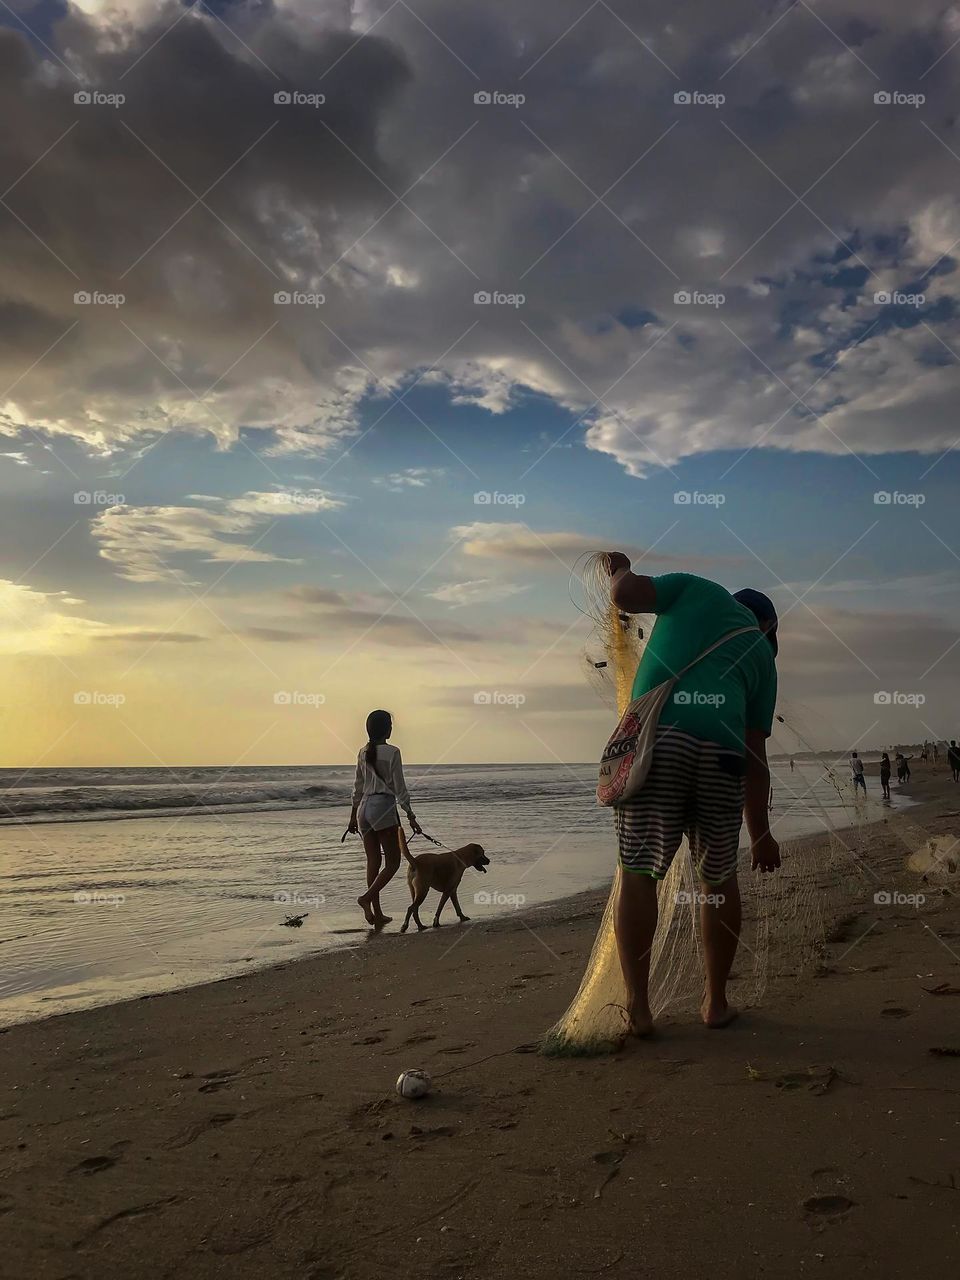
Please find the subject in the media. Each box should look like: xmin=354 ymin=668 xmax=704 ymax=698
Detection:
xmin=880 ymin=752 xmax=891 ymax=800
xmin=850 ymin=751 xmax=866 ymax=795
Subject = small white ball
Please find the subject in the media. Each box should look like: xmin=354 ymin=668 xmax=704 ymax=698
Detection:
xmin=396 ymin=1068 xmax=431 ymax=1099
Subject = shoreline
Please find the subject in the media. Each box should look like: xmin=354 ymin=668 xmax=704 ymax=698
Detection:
xmin=3 ymin=772 xmax=958 ymax=1278
xmin=0 ymin=762 xmax=926 ymax=1032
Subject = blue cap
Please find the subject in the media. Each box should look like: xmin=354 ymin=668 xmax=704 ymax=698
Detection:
xmin=732 ymin=588 xmax=778 ymax=656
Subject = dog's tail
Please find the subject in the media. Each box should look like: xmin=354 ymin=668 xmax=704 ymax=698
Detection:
xmin=398 ymin=826 xmax=416 ymax=866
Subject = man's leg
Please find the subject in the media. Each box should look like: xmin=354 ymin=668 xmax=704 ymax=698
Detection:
xmin=614 ymin=871 xmax=659 ymax=1035
xmin=699 ymin=874 xmax=741 ymax=1027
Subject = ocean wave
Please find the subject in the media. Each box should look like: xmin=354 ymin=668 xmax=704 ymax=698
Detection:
xmin=0 ymin=781 xmax=346 ymax=824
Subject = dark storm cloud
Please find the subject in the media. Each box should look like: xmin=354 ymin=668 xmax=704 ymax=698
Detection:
xmin=0 ymin=2 xmax=409 ymax=449
xmin=4 ymin=1 xmax=960 ymax=471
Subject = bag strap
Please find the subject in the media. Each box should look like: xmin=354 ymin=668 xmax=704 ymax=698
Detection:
xmin=673 ymin=625 xmax=760 ymax=682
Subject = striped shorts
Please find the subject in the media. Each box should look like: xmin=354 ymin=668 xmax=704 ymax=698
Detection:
xmin=615 ymin=726 xmax=745 ymax=885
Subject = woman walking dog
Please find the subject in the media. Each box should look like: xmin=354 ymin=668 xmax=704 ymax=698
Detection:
xmin=348 ymin=710 xmax=421 ymax=928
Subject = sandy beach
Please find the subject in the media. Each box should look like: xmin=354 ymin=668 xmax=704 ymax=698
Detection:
xmin=3 ymin=767 xmax=959 ymax=1279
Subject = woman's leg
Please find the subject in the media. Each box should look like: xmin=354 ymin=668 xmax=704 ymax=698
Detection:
xmin=358 ymin=831 xmax=383 ymax=925
xmin=359 ymin=826 xmax=402 ymax=925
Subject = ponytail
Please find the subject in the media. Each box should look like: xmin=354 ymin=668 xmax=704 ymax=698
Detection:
xmin=364 ymin=709 xmax=392 ymax=769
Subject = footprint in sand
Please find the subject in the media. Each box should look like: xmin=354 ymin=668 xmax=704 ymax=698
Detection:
xmin=166 ymin=1113 xmax=236 ymax=1150
xmin=881 ymin=1007 xmax=912 ymax=1019
xmin=198 ymin=1069 xmax=239 ymax=1094
xmin=437 ymin=1042 xmax=478 ymax=1055
xmin=70 ymin=1155 xmax=118 ymax=1176
xmin=803 ymin=1195 xmax=857 ymax=1218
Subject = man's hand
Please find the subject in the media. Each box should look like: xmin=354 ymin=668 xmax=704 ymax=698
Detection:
xmin=603 ymin=551 xmax=631 ymax=575
xmin=751 ymin=831 xmax=781 ymax=872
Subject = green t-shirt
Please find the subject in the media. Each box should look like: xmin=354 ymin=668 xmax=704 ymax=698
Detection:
xmin=630 ymin=573 xmax=777 ymax=751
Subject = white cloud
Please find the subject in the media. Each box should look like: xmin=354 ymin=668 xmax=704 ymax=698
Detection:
xmin=452 ymin=522 xmax=593 ymax=566
xmin=91 ymin=489 xmax=344 ymax=584
xmin=0 ymin=580 xmax=107 ymax=655
xmin=374 ymin=467 xmax=445 ymax=491
xmin=427 ymin=578 xmax=529 ymax=607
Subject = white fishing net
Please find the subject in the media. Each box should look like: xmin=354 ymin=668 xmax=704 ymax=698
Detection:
xmin=541 ymin=556 xmax=928 ymax=1056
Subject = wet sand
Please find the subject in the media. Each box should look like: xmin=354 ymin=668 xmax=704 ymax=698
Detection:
xmin=2 ymin=766 xmax=959 ymax=1279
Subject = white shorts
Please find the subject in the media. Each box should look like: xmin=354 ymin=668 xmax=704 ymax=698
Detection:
xmin=359 ymin=793 xmax=400 ymax=834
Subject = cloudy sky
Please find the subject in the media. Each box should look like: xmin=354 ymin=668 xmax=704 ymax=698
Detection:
xmin=2 ymin=0 xmax=959 ymax=766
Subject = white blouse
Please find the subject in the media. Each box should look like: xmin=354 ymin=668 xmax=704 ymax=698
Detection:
xmin=351 ymin=743 xmax=413 ymax=813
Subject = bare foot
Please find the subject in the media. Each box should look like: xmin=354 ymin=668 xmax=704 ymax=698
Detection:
xmin=357 ymin=895 xmax=376 ymax=926
xmin=374 ymin=914 xmax=392 ymax=929
xmin=701 ymin=997 xmax=739 ymax=1029
xmin=627 ymin=1003 xmax=655 ymax=1038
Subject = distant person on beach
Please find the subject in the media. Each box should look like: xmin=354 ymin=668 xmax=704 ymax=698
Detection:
xmin=895 ymin=752 xmax=911 ymax=784
xmin=850 ymin=751 xmax=866 ymax=795
xmin=348 ymin=710 xmax=421 ymax=928
xmin=790 ymin=758 xmax=795 ymax=772
xmin=948 ymin=741 xmax=960 ymax=783
xmin=933 ymin=742 xmax=940 ymax=766
xmin=920 ymin=742 xmax=929 ymax=764
xmin=605 ymin=557 xmax=780 ymax=1036
xmin=880 ymin=752 xmax=891 ymax=800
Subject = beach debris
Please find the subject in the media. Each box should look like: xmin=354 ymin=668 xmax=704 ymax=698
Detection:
xmin=281 ymin=914 xmax=308 ymax=928
xmin=747 ymin=1064 xmax=845 ymax=1094
xmin=396 ymin=1069 xmax=432 ymax=1100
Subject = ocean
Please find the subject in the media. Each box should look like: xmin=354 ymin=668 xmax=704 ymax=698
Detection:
xmin=0 ymin=760 xmax=909 ymax=1025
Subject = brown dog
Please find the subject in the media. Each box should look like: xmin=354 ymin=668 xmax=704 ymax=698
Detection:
xmin=399 ymin=830 xmax=490 ymax=932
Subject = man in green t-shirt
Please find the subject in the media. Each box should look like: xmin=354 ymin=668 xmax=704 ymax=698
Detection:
xmin=605 ymin=554 xmax=781 ymax=1036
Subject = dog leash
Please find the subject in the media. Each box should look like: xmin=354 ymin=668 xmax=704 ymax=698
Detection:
xmin=339 ymin=825 xmax=447 ymax=847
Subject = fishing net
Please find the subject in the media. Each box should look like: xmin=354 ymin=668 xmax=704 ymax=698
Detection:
xmin=541 ymin=556 xmax=943 ymax=1056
